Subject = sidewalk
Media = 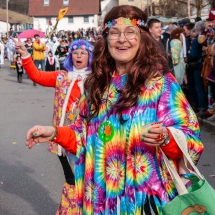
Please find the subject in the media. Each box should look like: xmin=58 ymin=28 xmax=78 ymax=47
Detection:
xmin=198 ymin=117 xmax=215 ymax=130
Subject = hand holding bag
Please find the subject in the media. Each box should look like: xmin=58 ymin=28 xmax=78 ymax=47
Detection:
xmin=161 ymin=127 xmax=215 ymax=215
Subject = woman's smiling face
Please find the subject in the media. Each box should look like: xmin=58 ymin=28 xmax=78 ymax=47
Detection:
xmin=107 ymin=18 xmax=141 ymax=65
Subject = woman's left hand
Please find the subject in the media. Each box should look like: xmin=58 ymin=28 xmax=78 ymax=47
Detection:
xmin=142 ymin=125 xmax=168 ymax=147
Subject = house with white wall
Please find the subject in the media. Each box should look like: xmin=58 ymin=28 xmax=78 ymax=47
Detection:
xmin=28 ymin=0 xmax=101 ymax=32
xmin=99 ymin=0 xmax=118 ymax=26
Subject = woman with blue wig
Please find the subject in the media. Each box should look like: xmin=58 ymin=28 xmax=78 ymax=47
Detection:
xmin=11 ymin=37 xmax=94 ymax=215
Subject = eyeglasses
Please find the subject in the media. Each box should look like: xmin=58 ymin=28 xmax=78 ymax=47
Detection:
xmin=72 ymin=51 xmax=88 ymax=56
xmin=108 ymin=27 xmax=139 ymax=40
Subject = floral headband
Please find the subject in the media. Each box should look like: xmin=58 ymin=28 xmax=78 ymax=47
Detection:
xmin=69 ymin=45 xmax=93 ymax=52
xmin=104 ymin=17 xmax=145 ymax=29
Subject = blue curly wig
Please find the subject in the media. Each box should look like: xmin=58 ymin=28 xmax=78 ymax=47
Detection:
xmin=63 ymin=40 xmax=94 ymax=71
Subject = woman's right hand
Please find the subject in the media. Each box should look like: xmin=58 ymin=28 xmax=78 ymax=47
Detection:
xmin=10 ymin=34 xmax=29 ymax=57
xmin=26 ymin=125 xmax=55 ymax=149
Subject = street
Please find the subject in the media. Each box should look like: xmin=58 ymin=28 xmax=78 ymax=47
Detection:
xmin=0 ymin=60 xmax=215 ymax=215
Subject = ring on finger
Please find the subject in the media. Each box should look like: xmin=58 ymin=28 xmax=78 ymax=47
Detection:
xmin=155 ymin=133 xmax=166 ymax=142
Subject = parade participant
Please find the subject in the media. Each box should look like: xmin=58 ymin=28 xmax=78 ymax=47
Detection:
xmin=45 ymin=51 xmax=56 ymax=71
xmin=12 ymin=36 xmax=93 ymax=215
xmin=55 ymin=36 xmax=68 ymax=70
xmin=25 ymin=38 xmax=33 ymax=55
xmin=44 ymin=37 xmax=59 ymax=69
xmin=15 ymin=55 xmax=23 ymax=83
xmin=6 ymin=38 xmax=15 ymax=62
xmin=170 ymin=28 xmax=186 ymax=85
xmin=25 ymin=5 xmax=204 ymax=214
xmin=32 ymin=34 xmax=46 ymax=86
xmin=198 ymin=9 xmax=215 ymax=46
xmin=0 ymin=40 xmax=4 ymax=68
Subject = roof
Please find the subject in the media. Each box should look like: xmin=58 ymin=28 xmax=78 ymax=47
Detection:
xmin=0 ymin=8 xmax=32 ymax=24
xmin=28 ymin=0 xmax=100 ymax=17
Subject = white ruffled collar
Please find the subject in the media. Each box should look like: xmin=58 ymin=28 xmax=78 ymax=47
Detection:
xmin=68 ymin=66 xmax=91 ymax=80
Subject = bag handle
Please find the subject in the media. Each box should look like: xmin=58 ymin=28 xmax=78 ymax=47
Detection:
xmin=168 ymin=127 xmax=203 ymax=180
xmin=160 ymin=127 xmax=204 ymax=195
xmin=160 ymin=149 xmax=188 ymax=195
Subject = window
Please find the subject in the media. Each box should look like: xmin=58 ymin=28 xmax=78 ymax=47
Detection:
xmin=44 ymin=0 xmax=49 ymax=6
xmin=68 ymin=16 xmax=73 ymax=23
xmin=63 ymin=0 xmax=69 ymax=5
xmin=46 ymin=17 xmax=51 ymax=24
xmin=83 ymin=16 xmax=89 ymax=23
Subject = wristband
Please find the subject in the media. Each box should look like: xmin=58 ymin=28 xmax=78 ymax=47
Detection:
xmin=21 ymin=53 xmax=31 ymax=59
xmin=161 ymin=133 xmax=170 ymax=146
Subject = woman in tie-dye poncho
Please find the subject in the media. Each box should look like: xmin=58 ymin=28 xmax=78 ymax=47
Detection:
xmin=26 ymin=5 xmax=204 ymax=215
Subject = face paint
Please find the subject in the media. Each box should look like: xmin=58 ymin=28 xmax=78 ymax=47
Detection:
xmin=134 ymin=37 xmax=137 ymax=41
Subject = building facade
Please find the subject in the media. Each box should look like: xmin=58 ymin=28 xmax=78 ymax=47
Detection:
xmin=99 ymin=0 xmax=118 ymax=26
xmin=28 ymin=0 xmax=101 ymax=32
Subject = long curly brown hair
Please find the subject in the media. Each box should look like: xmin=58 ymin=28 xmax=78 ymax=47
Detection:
xmin=84 ymin=5 xmax=168 ymax=123
xmin=170 ymin=28 xmax=185 ymax=40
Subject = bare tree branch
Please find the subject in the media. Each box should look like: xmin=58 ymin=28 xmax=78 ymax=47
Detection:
xmin=177 ymin=0 xmax=196 ymax=7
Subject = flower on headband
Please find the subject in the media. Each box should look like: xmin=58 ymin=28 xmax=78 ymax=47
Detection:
xmin=81 ymin=45 xmax=86 ymax=50
xmin=137 ymin=19 xmax=142 ymax=25
xmin=125 ymin=18 xmax=131 ymax=25
xmin=112 ymin=19 xmax=117 ymax=26
xmin=107 ymin=21 xmax=112 ymax=28
xmin=104 ymin=23 xmax=108 ymax=29
xmin=88 ymin=47 xmax=93 ymax=51
xmin=73 ymin=45 xmax=77 ymax=50
xmin=117 ymin=18 xmax=124 ymax=25
xmin=131 ymin=18 xmax=137 ymax=25
xmin=141 ymin=20 xmax=145 ymax=26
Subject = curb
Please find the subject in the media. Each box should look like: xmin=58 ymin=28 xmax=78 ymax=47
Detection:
xmin=198 ymin=117 xmax=215 ymax=130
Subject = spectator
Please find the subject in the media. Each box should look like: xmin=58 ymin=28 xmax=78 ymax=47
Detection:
xmin=148 ymin=18 xmax=168 ymax=61
xmin=184 ymin=23 xmax=195 ymax=53
xmin=188 ymin=21 xmax=208 ymax=116
xmin=162 ymin=24 xmax=178 ymax=73
xmin=32 ymin=34 xmax=47 ymax=86
xmin=170 ymin=28 xmax=186 ymax=85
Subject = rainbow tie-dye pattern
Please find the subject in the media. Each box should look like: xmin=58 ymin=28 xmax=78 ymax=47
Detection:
xmin=67 ymin=72 xmax=204 ymax=214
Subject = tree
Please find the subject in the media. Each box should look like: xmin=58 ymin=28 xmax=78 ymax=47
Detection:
xmin=176 ymin=0 xmax=211 ymax=17
xmin=0 ymin=0 xmax=29 ymax=15
xmin=155 ymin=0 xmax=187 ymax=17
xmin=210 ymin=0 xmax=215 ymax=8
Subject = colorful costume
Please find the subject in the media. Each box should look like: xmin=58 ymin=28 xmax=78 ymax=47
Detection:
xmin=170 ymin=39 xmax=186 ymax=85
xmin=56 ymin=71 xmax=203 ymax=214
xmin=16 ymin=60 xmax=23 ymax=83
xmin=22 ymin=50 xmax=91 ymax=214
xmin=0 ymin=41 xmax=4 ymax=66
xmin=45 ymin=56 xmax=56 ymax=71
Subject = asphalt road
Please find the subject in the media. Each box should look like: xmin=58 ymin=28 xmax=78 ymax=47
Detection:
xmin=0 ymin=60 xmax=215 ymax=215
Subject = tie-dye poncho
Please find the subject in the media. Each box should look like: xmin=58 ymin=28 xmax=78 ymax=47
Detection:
xmin=67 ymin=71 xmax=204 ymax=215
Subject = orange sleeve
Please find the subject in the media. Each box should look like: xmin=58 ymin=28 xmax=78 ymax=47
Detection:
xmin=160 ymin=128 xmax=183 ymax=160
xmin=22 ymin=56 xmax=59 ymax=87
xmin=54 ymin=126 xmax=77 ymax=154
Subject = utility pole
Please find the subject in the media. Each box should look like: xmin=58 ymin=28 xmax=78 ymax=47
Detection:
xmin=188 ymin=0 xmax=190 ymax=18
xmin=6 ymin=0 xmax=9 ymax=36
xmin=147 ymin=0 xmax=150 ymax=17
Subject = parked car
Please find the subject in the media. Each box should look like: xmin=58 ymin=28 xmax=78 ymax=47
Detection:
xmin=11 ymin=31 xmax=23 ymax=37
